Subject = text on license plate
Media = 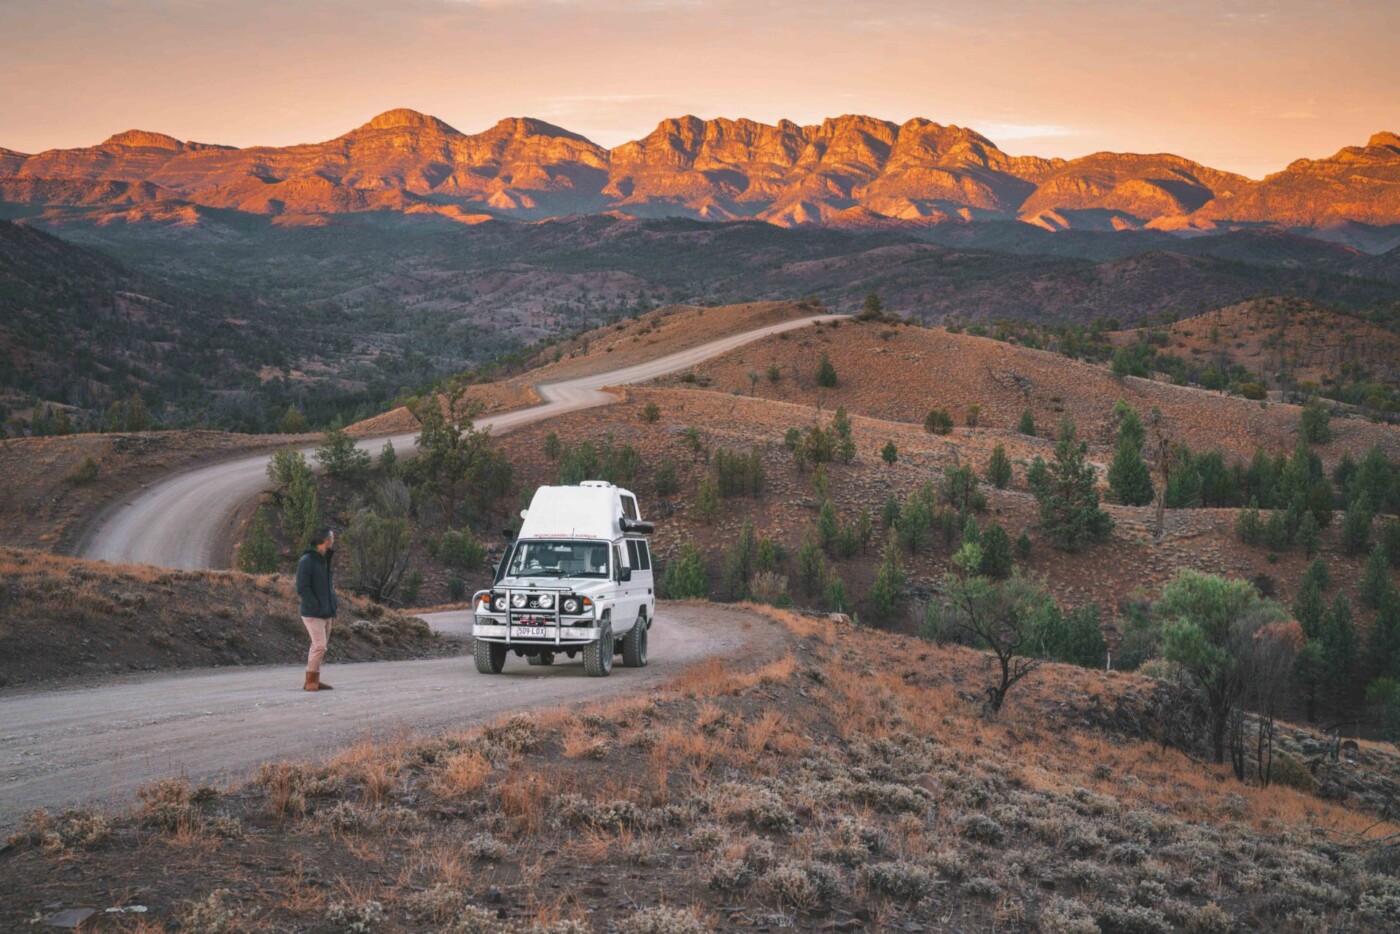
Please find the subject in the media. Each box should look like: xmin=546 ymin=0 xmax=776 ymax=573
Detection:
xmin=512 ymin=626 xmax=550 ymax=638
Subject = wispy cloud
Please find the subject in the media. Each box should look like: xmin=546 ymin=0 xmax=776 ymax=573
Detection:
xmin=980 ymin=123 xmax=1080 ymax=140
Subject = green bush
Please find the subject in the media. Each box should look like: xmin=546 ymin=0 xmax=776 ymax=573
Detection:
xmin=662 ymin=543 xmax=709 ymax=599
xmin=923 ymin=408 xmax=954 ymax=434
xmin=439 ymin=529 xmax=485 ymax=569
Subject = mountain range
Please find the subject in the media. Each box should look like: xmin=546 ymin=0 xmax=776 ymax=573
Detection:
xmin=4 ymin=110 xmax=1400 ymax=237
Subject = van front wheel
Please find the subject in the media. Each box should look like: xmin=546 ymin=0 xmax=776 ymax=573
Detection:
xmin=584 ymin=621 xmax=614 ymax=677
xmin=622 ymin=611 xmax=648 ymax=668
xmin=474 ymin=639 xmax=507 ymax=674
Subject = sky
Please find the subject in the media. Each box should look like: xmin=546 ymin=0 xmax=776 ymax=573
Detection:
xmin=1 ymin=0 xmax=1396 ymax=179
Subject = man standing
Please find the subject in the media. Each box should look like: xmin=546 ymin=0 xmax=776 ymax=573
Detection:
xmin=296 ymin=527 xmax=338 ymax=692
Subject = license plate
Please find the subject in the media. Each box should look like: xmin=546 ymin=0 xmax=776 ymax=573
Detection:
xmin=512 ymin=626 xmax=549 ymax=638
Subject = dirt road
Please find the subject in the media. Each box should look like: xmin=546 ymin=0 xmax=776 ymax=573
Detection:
xmin=0 ymin=604 xmax=773 ymax=829
xmin=77 ymin=315 xmax=844 ymax=569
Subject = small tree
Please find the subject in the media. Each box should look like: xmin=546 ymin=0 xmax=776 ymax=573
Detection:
xmin=408 ymin=382 xmax=512 ymax=526
xmin=236 ymin=507 xmax=279 ymax=574
xmin=858 ymin=290 xmax=885 ymax=320
xmin=940 ymin=464 xmax=985 ymax=512
xmin=378 ymin=440 xmax=398 ymax=476
xmin=767 ymin=363 xmax=781 ymax=383
xmin=881 ymin=441 xmax=898 ymax=467
xmin=1297 ymin=511 xmax=1321 ymax=558
xmin=343 ymin=509 xmax=412 ymax=603
xmin=1293 ymin=574 xmax=1325 ymax=638
xmin=979 ymin=521 xmax=1014 ymax=580
xmin=1321 ymin=596 xmax=1357 ymax=706
xmin=815 ymin=353 xmax=838 ymax=389
xmin=316 ymin=425 xmax=371 ymax=481
xmin=1156 ymin=569 xmax=1287 ymax=765
xmin=282 ymin=463 xmax=321 ymax=550
xmin=923 ymin=408 xmax=954 ymax=435
xmin=1107 ymin=416 xmax=1154 ymax=506
xmin=1300 ymin=394 xmax=1331 ymax=445
xmin=866 ymin=537 xmax=906 ymax=624
xmin=280 ymin=405 xmax=309 ymax=434
xmin=1018 ymin=409 xmax=1036 ymax=436
xmin=662 ymin=543 xmax=709 ymax=599
xmin=544 ymin=432 xmax=562 ymax=461
xmin=694 ymin=476 xmax=720 ymax=523
xmin=653 ymin=458 xmax=679 ymax=498
xmin=1361 ymin=545 xmax=1394 ymax=610
xmin=1034 ymin=417 xmax=1113 ymax=552
xmin=986 ymin=444 xmax=1012 ymax=489
xmin=1341 ymin=495 xmax=1374 ymax=556
xmin=926 ymin=573 xmax=1052 ymax=714
xmin=965 ymin=404 xmax=981 ymax=428
xmin=642 ymin=402 xmax=661 ymax=423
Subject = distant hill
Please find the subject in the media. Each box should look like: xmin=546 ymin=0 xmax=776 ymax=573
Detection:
xmin=0 ymin=220 xmax=297 ymax=429
xmin=5 ymin=110 xmax=1400 ymax=236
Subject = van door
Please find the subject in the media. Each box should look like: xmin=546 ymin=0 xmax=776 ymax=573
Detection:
xmin=613 ymin=542 xmax=639 ymax=630
xmin=631 ymin=538 xmax=655 ymax=623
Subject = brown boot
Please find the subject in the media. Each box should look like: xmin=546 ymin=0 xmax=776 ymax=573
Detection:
xmin=318 ymin=676 xmax=333 ymax=690
xmin=304 ymin=671 xmax=320 ymax=692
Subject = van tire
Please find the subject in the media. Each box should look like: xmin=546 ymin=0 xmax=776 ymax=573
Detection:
xmin=622 ymin=611 xmax=648 ymax=667
xmin=584 ymin=621 xmax=614 ymax=677
xmin=526 ymin=651 xmax=555 ymax=666
xmin=474 ymin=639 xmax=507 ymax=674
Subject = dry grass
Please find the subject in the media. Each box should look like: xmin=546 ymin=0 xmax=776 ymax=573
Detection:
xmin=7 ymin=602 xmax=1400 ymax=933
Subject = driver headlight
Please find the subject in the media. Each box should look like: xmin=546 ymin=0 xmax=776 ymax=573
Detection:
xmin=537 ymin=593 xmax=554 ymax=609
xmin=492 ymin=596 xmax=507 ymax=612
xmin=563 ymin=597 xmax=579 ymax=614
xmin=511 ymin=593 xmax=527 ymax=609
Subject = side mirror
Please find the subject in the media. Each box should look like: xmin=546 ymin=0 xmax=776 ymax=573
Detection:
xmin=617 ymin=566 xmax=632 ymax=582
xmin=502 ymin=528 xmax=515 ymax=540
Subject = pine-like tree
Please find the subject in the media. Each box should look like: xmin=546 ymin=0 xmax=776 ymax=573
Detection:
xmin=1035 ymin=417 xmax=1113 ymax=552
xmin=979 ymin=521 xmax=1014 ymax=580
xmin=986 ymin=443 xmax=1013 ymax=490
xmin=1018 ymin=409 xmax=1036 ymax=436
xmin=815 ymin=353 xmax=838 ymax=388
xmin=1361 ymin=545 xmax=1394 ymax=610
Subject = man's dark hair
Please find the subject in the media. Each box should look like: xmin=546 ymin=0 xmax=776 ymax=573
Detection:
xmin=309 ymin=526 xmax=335 ymax=547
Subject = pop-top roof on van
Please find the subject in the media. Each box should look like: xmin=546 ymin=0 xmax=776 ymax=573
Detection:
xmin=517 ymin=483 xmax=641 ymax=541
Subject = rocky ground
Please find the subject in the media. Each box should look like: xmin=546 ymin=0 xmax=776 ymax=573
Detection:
xmin=3 ymin=607 xmax=1396 ymax=933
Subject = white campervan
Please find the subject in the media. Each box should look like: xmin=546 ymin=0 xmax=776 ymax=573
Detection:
xmin=471 ymin=481 xmax=655 ymax=677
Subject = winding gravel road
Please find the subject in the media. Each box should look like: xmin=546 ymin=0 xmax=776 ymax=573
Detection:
xmin=79 ymin=314 xmax=844 ymax=569
xmin=2 ymin=317 xmax=831 ymax=826
xmin=0 ymin=605 xmax=776 ymax=828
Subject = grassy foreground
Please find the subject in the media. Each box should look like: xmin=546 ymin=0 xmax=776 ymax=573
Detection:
xmin=3 ymin=606 xmax=1398 ymax=932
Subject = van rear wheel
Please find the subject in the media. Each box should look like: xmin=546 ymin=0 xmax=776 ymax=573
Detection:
xmin=583 ymin=621 xmax=614 ymax=677
xmin=622 ymin=611 xmax=648 ymax=668
xmin=474 ymin=639 xmax=507 ymax=674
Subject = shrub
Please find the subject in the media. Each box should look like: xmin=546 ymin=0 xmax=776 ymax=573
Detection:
xmin=987 ymin=444 xmax=1012 ymax=489
xmin=881 ymin=441 xmax=898 ymax=466
xmin=653 ymin=458 xmax=680 ymax=498
xmin=315 ymin=426 xmax=371 ymax=481
xmin=815 ymin=353 xmax=838 ymax=388
xmin=1018 ymin=409 xmax=1036 ymax=436
xmin=344 ymin=510 xmax=412 ymax=602
xmin=1034 ymin=417 xmax=1113 ymax=551
xmin=236 ymin=507 xmax=279 ymax=574
xmin=924 ymin=408 xmax=954 ymax=434
xmin=662 ymin=543 xmax=709 ymax=599
xmin=439 ymin=529 xmax=485 ymax=569
xmin=399 ymin=570 xmax=423 ymax=605
xmin=66 ymin=457 xmax=99 ymax=485
xmin=713 ymin=447 xmax=764 ymax=498
xmin=642 ymin=402 xmax=661 ymax=423
xmin=1300 ymin=394 xmax=1332 ymax=444
xmin=448 ymin=576 xmax=466 ymax=601
xmin=965 ymin=403 xmax=981 ymax=427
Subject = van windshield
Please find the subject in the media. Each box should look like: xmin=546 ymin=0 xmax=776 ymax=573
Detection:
xmin=507 ymin=540 xmax=610 ymax=579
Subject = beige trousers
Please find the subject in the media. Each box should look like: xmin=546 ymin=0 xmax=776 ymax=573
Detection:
xmin=302 ymin=617 xmax=333 ymax=672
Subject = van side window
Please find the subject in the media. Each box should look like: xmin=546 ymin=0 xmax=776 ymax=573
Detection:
xmin=637 ymin=541 xmax=652 ymax=571
xmin=626 ymin=540 xmax=640 ymax=569
xmin=621 ymin=495 xmax=639 ymax=520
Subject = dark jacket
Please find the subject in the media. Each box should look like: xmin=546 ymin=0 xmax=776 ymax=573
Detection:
xmin=296 ymin=548 xmax=338 ymax=619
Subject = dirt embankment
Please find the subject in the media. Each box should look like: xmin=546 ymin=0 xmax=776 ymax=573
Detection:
xmin=0 ymin=430 xmax=306 ymax=554
xmin=0 ymin=548 xmax=450 ymax=689
xmin=3 ymin=607 xmax=1395 ymax=932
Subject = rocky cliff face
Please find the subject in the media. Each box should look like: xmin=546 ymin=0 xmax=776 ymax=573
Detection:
xmin=1196 ymin=132 xmax=1400 ymax=227
xmin=4 ymin=110 xmax=1398 ymax=233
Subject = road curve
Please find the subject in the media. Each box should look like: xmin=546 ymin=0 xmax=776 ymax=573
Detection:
xmin=79 ymin=315 xmax=845 ymax=570
xmin=0 ymin=604 xmax=774 ymax=827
